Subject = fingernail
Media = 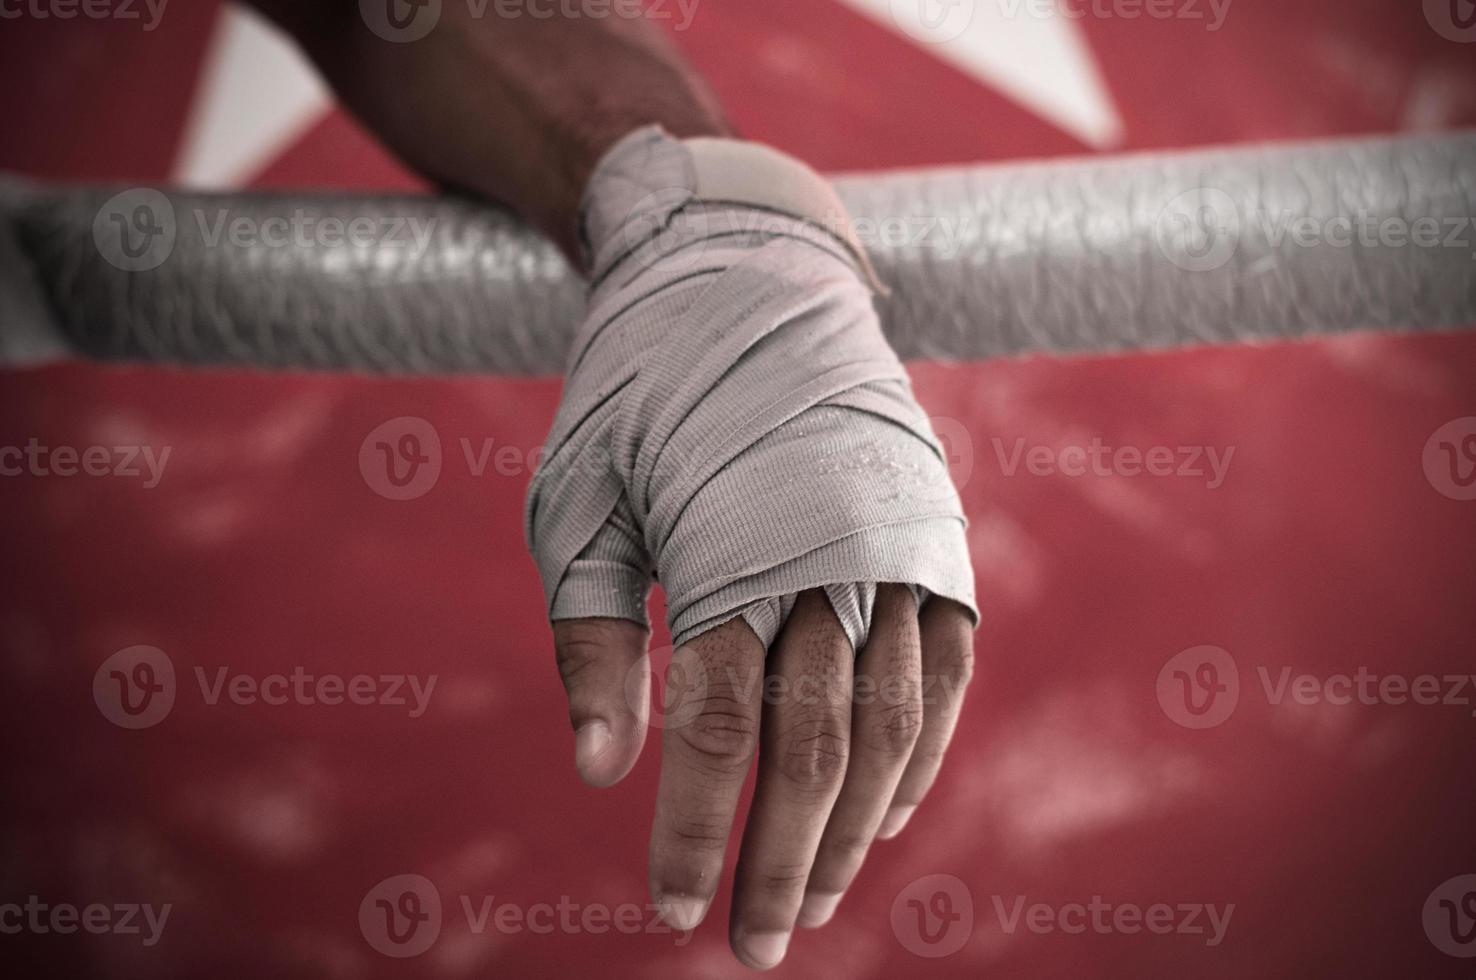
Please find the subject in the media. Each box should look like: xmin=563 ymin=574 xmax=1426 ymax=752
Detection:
xmin=575 ymin=721 xmax=612 ymax=772
xmin=797 ymin=891 xmax=842 ymax=928
xmin=659 ymin=895 xmax=708 ymax=931
xmin=877 ymin=804 xmax=916 ymax=840
xmin=736 ymin=929 xmax=790 ymax=970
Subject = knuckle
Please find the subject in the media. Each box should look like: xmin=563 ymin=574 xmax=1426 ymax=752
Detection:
xmin=910 ymin=741 xmax=948 ymax=772
xmin=863 ymin=694 xmax=923 ymax=758
xmin=933 ymin=641 xmax=975 ymax=691
xmin=666 ymin=815 xmax=730 ymax=855
xmin=775 ymin=712 xmax=850 ymax=791
xmin=554 ymin=619 xmax=640 ymax=681
xmin=825 ymin=828 xmax=873 ymax=860
xmin=677 ymin=696 xmax=759 ymax=770
xmin=755 ymin=864 xmax=811 ymax=899
xmin=555 ymin=639 xmax=603 ymax=683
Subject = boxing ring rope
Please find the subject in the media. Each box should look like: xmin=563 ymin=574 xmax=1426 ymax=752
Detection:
xmin=2 ymin=132 xmax=1473 ymax=373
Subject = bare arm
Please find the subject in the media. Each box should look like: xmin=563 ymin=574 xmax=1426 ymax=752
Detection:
xmin=245 ymin=0 xmax=730 ymax=260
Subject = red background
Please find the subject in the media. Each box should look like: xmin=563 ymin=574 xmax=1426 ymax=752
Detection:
xmin=2 ymin=1 xmax=1475 ymax=977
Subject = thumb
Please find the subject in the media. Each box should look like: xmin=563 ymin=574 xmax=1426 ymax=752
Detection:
xmin=545 ymin=497 xmax=654 ymax=786
xmin=554 ymin=617 xmax=651 ymax=788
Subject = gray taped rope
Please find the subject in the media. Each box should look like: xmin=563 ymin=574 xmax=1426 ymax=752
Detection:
xmin=2 ymin=131 xmax=1474 ymax=374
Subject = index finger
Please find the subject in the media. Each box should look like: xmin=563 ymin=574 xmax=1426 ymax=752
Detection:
xmin=647 ymin=615 xmax=766 ymax=932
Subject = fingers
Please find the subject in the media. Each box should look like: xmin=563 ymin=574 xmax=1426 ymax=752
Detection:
xmin=798 ymin=584 xmax=922 ymax=928
xmin=648 ymin=616 xmax=766 ymax=935
xmin=553 ymin=617 xmax=651 ymax=788
xmin=729 ymin=590 xmax=854 ymax=970
xmin=877 ymin=597 xmax=975 ymax=840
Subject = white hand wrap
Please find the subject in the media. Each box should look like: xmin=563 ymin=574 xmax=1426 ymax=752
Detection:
xmin=525 ymin=127 xmax=976 ymax=650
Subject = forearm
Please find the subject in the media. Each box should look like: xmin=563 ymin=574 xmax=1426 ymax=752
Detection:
xmin=246 ymin=0 xmax=730 ymax=261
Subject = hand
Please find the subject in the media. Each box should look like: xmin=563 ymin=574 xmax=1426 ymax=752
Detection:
xmin=526 ymin=127 xmax=977 ymax=970
xmin=555 ymin=590 xmax=973 ymax=969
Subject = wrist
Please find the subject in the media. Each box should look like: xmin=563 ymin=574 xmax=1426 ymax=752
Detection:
xmin=545 ymin=110 xmax=730 ymax=261
xmin=577 ymin=128 xmax=884 ymax=292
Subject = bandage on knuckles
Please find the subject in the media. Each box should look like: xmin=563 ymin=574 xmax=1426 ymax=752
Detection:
xmin=524 ymin=128 xmax=978 ymax=651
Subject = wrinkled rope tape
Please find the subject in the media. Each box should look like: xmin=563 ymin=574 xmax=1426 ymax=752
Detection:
xmin=3 ymin=132 xmax=1473 ymax=372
